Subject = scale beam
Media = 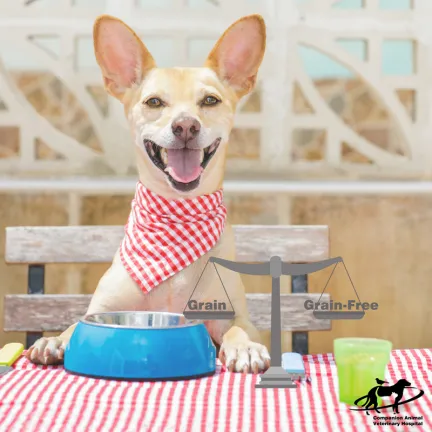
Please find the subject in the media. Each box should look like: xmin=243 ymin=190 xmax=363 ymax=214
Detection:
xmin=281 ymin=257 xmax=342 ymax=276
xmin=209 ymin=256 xmax=342 ymax=276
xmin=209 ymin=257 xmax=270 ymax=275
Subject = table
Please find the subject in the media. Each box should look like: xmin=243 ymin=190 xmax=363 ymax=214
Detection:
xmin=0 ymin=349 xmax=430 ymax=432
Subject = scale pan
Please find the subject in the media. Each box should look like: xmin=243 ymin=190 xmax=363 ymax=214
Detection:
xmin=313 ymin=311 xmax=365 ymax=320
xmin=183 ymin=311 xmax=235 ymax=320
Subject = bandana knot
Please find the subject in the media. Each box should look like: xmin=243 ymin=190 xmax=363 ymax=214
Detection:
xmin=119 ymin=182 xmax=227 ymax=293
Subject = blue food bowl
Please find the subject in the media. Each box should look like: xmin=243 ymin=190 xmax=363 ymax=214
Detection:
xmin=64 ymin=312 xmax=216 ymax=381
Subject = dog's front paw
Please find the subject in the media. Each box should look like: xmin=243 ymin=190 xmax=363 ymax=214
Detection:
xmin=219 ymin=341 xmax=270 ymax=374
xmin=26 ymin=337 xmax=65 ymax=365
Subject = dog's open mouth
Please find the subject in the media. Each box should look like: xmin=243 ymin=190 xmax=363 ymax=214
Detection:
xmin=144 ymin=138 xmax=221 ymax=192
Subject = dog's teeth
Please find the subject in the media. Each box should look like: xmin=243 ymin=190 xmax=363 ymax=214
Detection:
xmin=161 ymin=148 xmax=168 ymax=164
xmin=200 ymin=150 xmax=205 ymax=163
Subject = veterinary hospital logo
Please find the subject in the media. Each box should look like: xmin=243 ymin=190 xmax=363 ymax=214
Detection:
xmin=350 ymin=377 xmax=425 ymax=427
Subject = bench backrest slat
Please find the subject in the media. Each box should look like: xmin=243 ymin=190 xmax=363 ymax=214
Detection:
xmin=4 ymin=224 xmax=331 ymax=346
xmin=3 ymin=293 xmax=331 ymax=332
xmin=5 ymin=225 xmax=329 ymax=264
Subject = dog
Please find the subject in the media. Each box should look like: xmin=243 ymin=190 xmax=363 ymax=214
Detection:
xmin=354 ymin=378 xmax=412 ymax=415
xmin=25 ymin=14 xmax=271 ymax=374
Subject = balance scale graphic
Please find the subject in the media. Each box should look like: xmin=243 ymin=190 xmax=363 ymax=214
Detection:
xmin=184 ymin=256 xmax=364 ymax=389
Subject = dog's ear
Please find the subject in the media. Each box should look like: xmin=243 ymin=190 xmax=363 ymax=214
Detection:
xmin=204 ymin=14 xmax=266 ymax=98
xmin=93 ymin=15 xmax=156 ymax=101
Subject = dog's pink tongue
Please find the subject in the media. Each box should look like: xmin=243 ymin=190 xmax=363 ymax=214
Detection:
xmin=165 ymin=149 xmax=203 ymax=183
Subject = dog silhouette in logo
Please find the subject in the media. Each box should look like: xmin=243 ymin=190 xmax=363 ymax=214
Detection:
xmin=354 ymin=378 xmax=411 ymax=415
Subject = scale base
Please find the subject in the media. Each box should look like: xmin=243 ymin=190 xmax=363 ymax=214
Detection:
xmin=255 ymin=366 xmax=297 ymax=389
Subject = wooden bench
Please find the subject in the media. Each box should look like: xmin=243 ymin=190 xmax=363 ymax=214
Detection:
xmin=4 ymin=225 xmax=331 ymax=354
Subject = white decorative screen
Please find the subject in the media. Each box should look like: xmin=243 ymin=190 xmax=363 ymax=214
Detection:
xmin=0 ymin=0 xmax=428 ymax=179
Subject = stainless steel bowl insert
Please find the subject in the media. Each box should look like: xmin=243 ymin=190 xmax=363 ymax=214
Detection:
xmin=82 ymin=311 xmax=200 ymax=329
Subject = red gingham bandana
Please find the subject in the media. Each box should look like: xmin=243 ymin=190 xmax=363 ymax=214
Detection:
xmin=119 ymin=182 xmax=227 ymax=293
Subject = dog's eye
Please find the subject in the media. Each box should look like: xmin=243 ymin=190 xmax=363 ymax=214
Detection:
xmin=201 ymin=96 xmax=220 ymax=106
xmin=145 ymin=97 xmax=163 ymax=108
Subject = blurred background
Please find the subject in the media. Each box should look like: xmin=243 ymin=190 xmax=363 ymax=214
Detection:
xmin=0 ymin=0 xmax=431 ymax=353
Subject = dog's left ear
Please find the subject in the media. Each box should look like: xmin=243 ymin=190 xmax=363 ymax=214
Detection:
xmin=205 ymin=14 xmax=266 ymax=98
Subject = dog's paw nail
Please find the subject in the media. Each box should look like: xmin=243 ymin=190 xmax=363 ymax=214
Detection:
xmin=220 ymin=341 xmax=270 ymax=374
xmin=28 ymin=337 xmax=64 ymax=365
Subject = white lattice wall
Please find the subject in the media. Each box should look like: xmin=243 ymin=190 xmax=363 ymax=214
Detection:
xmin=0 ymin=0 xmax=430 ymax=178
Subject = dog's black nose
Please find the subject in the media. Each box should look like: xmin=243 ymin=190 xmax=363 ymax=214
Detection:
xmin=172 ymin=116 xmax=201 ymax=142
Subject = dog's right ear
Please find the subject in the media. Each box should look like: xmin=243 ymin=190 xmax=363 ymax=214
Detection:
xmin=93 ymin=15 xmax=156 ymax=101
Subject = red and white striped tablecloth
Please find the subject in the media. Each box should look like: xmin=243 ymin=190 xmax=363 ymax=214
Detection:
xmin=0 ymin=349 xmax=430 ymax=432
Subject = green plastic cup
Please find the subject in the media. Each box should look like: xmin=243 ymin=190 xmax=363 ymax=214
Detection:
xmin=334 ymin=338 xmax=392 ymax=406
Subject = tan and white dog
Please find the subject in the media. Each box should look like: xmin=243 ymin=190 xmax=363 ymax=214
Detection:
xmin=26 ymin=14 xmax=271 ymax=373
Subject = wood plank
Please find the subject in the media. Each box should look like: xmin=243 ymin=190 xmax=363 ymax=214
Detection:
xmin=4 ymin=293 xmax=331 ymax=332
xmin=4 ymin=295 xmax=91 ymax=332
xmin=233 ymin=226 xmax=329 ymax=262
xmin=5 ymin=225 xmax=329 ymax=264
